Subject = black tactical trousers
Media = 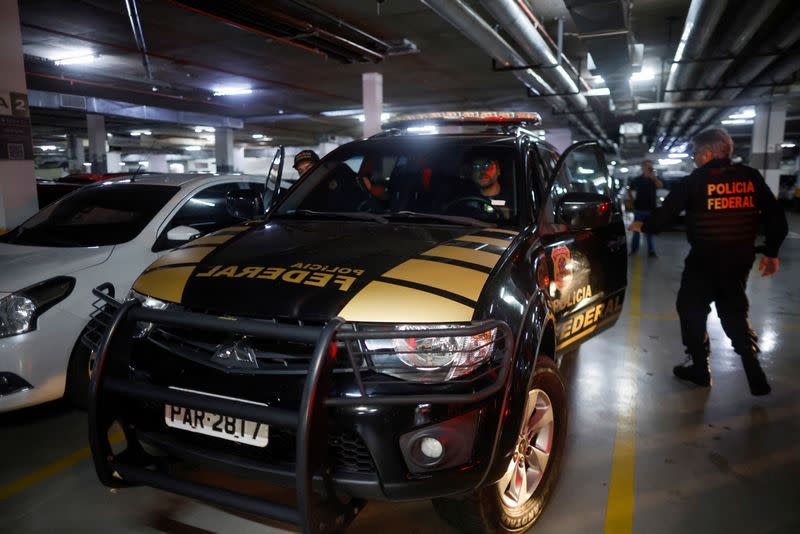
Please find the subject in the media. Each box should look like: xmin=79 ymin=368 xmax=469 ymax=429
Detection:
xmin=676 ymin=252 xmax=759 ymax=361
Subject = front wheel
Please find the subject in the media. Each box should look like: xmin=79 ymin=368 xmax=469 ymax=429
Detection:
xmin=433 ymin=355 xmax=567 ymax=533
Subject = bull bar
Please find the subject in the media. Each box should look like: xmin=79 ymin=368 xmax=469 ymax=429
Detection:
xmin=87 ymin=285 xmax=515 ymax=534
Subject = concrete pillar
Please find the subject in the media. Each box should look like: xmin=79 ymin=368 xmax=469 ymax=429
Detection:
xmin=106 ymin=151 xmax=122 ymax=171
xmin=147 ymin=154 xmax=168 ymax=173
xmin=0 ymin=0 xmax=37 ymax=230
xmin=751 ymin=102 xmax=786 ymax=196
xmin=67 ymin=134 xmax=85 ymax=172
xmin=86 ymin=114 xmax=107 ymax=174
xmin=233 ymin=146 xmax=245 ymax=173
xmin=215 ymin=127 xmax=234 ymax=173
xmin=362 ymin=72 xmax=383 ymax=138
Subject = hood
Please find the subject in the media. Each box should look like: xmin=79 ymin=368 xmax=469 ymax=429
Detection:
xmin=133 ymin=221 xmax=520 ymax=323
xmin=0 ymin=243 xmax=114 ymax=292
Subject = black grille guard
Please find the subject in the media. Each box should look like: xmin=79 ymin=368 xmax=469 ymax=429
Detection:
xmin=87 ymin=285 xmax=515 ymax=534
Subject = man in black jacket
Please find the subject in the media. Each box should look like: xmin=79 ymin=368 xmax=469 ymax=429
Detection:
xmin=627 ymin=159 xmax=663 ymax=257
xmin=629 ymin=129 xmax=788 ymax=395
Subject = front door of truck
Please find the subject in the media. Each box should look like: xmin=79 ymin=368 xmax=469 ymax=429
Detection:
xmin=537 ymin=141 xmax=627 ymax=353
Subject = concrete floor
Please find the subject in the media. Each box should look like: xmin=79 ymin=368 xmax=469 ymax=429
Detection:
xmin=2 ymin=215 xmax=799 ymax=534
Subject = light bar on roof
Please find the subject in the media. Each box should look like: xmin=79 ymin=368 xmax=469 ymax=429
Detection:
xmin=385 ymin=111 xmax=542 ymax=129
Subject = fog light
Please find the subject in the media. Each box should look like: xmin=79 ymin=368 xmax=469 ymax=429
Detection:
xmin=0 ymin=372 xmax=33 ymax=396
xmin=420 ymin=437 xmax=443 ymax=460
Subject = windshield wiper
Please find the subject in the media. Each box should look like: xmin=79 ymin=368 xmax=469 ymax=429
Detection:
xmin=390 ymin=211 xmax=495 ymax=228
xmin=288 ymin=209 xmax=388 ymax=224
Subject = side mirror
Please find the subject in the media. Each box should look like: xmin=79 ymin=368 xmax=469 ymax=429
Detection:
xmin=226 ymin=190 xmax=263 ymax=220
xmin=556 ymin=192 xmax=612 ymax=229
xmin=166 ymin=225 xmax=202 ymax=242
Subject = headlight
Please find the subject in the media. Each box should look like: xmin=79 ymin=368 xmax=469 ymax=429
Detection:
xmin=126 ymin=290 xmax=169 ymax=338
xmin=0 ymin=277 xmax=75 ymax=338
xmin=364 ymin=324 xmax=497 ymax=383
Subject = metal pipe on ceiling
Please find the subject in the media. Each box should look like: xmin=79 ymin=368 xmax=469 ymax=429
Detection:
xmin=123 ymin=0 xmax=153 ymax=80
xmin=668 ymin=0 xmax=781 ymax=137
xmin=657 ymin=0 xmax=728 ymax=139
xmin=683 ymin=46 xmax=800 ymax=139
xmin=479 ymin=0 xmax=609 ymax=143
xmin=166 ymin=0 xmax=328 ymax=59
xmin=21 ymin=23 xmax=355 ymax=102
xmin=421 ymin=0 xmax=610 ymax=145
xmin=676 ymin=6 xmax=800 ymax=141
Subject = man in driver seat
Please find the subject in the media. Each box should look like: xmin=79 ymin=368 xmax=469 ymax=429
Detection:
xmin=467 ymin=156 xmax=511 ymax=219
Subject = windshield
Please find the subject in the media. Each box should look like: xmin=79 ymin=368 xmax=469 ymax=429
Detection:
xmin=1 ymin=184 xmax=179 ymax=247
xmin=275 ymin=138 xmax=519 ymax=225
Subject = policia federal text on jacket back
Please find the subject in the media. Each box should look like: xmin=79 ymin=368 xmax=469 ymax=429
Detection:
xmin=630 ymin=129 xmax=788 ymax=396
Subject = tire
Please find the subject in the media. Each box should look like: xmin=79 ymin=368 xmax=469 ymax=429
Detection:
xmin=433 ymin=355 xmax=567 ymax=533
xmin=65 ymin=336 xmax=93 ymax=409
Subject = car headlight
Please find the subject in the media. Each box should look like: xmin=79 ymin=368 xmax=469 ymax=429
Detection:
xmin=126 ymin=290 xmax=169 ymax=338
xmin=0 ymin=277 xmax=75 ymax=338
xmin=363 ymin=324 xmax=497 ymax=383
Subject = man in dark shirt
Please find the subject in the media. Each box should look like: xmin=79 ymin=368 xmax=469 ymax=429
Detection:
xmin=629 ymin=129 xmax=787 ymax=395
xmin=465 ymin=156 xmax=513 ymax=220
xmin=627 ymin=159 xmax=662 ymax=257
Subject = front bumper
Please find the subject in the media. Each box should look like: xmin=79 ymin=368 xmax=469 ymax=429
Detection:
xmin=88 ymin=289 xmax=514 ymax=534
xmin=0 ymin=307 xmax=84 ymax=412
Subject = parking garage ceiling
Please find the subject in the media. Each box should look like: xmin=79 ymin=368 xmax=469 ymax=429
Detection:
xmin=18 ymin=0 xmax=800 ymax=156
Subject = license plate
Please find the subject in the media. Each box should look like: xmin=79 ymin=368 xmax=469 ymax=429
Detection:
xmin=164 ymin=388 xmax=269 ymax=447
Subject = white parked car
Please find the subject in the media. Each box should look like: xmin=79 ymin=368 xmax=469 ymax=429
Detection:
xmin=0 ymin=173 xmax=268 ymax=412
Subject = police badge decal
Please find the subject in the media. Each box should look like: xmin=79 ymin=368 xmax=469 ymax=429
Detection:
xmin=551 ymin=245 xmax=572 ymax=290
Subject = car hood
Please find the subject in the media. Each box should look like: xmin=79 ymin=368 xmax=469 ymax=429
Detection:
xmin=0 ymin=243 xmax=114 ymax=292
xmin=132 ymin=220 xmax=520 ymax=323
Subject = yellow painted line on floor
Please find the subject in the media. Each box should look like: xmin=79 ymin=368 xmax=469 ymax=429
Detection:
xmin=604 ymin=255 xmax=641 ymax=534
xmin=0 ymin=431 xmax=124 ymax=501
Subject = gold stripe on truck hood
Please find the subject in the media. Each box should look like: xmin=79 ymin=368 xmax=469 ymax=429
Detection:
xmin=132 ymin=266 xmax=197 ymax=303
xmin=421 ymin=244 xmax=502 ymax=269
xmin=382 ymin=258 xmax=489 ymax=301
xmin=338 ymin=281 xmax=474 ymax=322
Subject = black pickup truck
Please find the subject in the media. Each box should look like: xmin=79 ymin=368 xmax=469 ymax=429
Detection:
xmin=87 ymin=112 xmax=627 ymax=533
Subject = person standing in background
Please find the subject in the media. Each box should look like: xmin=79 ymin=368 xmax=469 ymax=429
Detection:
xmin=627 ymin=159 xmax=663 ymax=257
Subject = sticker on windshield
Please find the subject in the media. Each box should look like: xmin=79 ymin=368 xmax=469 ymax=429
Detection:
xmin=490 ymin=199 xmax=506 ymax=206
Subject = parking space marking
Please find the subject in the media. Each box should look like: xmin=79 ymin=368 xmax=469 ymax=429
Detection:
xmin=0 ymin=431 xmax=123 ymax=501
xmin=604 ymin=255 xmax=641 ymax=534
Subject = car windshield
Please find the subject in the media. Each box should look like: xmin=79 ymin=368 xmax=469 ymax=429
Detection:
xmin=1 ymin=183 xmax=179 ymax=247
xmin=275 ymin=138 xmax=519 ymax=225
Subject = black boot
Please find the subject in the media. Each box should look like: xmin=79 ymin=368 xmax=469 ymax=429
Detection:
xmin=673 ymin=355 xmax=711 ymax=387
xmin=741 ymin=355 xmax=771 ymax=396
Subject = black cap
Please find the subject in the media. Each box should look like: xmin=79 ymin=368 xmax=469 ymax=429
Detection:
xmin=293 ymin=150 xmax=319 ymax=169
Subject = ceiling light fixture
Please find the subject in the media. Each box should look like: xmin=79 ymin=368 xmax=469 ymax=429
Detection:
xmin=721 ymin=119 xmax=753 ymax=125
xmin=212 ymin=87 xmax=253 ymax=96
xmin=781 ymin=142 xmax=796 ymax=148
xmin=658 ymin=158 xmax=681 ymax=165
xmin=130 ymin=130 xmax=152 ymax=136
xmin=630 ymin=68 xmax=655 ymax=83
xmin=356 ymin=113 xmax=391 ymax=122
xmin=185 ymin=145 xmax=203 ymax=151
xmin=728 ymin=107 xmax=756 ymax=120
xmin=52 ymin=47 xmax=97 ymax=66
xmin=583 ymin=87 xmax=611 ymax=97
xmin=193 ymin=126 xmax=215 ymax=133
xmin=37 ymin=145 xmax=58 ymax=151
xmin=251 ymin=134 xmax=264 ymax=139
xmin=620 ymin=167 xmax=629 ymax=173
xmin=670 ymin=153 xmax=689 ymax=158
xmin=320 ymin=108 xmax=363 ymax=117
